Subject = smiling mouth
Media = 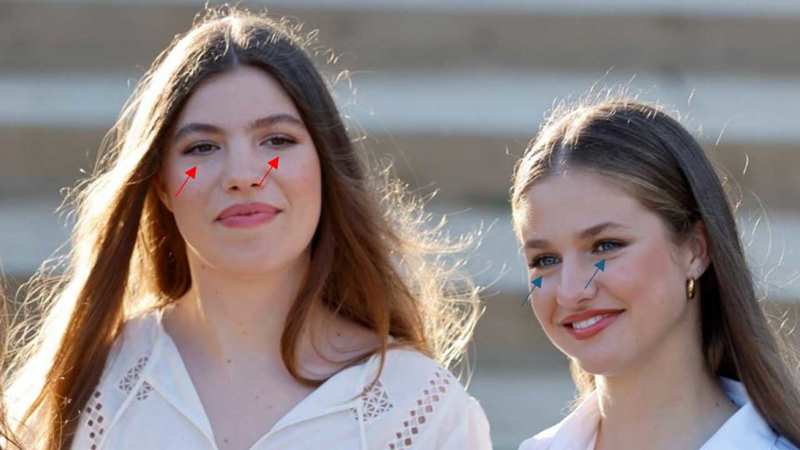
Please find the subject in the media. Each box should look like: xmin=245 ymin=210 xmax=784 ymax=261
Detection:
xmin=562 ymin=310 xmax=624 ymax=340
xmin=570 ymin=313 xmax=613 ymax=330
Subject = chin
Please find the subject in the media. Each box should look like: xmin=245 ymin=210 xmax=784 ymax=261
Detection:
xmin=232 ymin=255 xmax=295 ymax=273
xmin=573 ymin=358 xmax=617 ymax=376
xmin=565 ymin=347 xmax=628 ymax=376
xmin=194 ymin=248 xmax=291 ymax=274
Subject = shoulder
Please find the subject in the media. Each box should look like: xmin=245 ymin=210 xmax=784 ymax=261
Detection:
xmin=733 ymin=404 xmax=800 ymax=450
xmin=373 ymin=346 xmax=475 ymax=409
xmin=776 ymin=436 xmax=800 ymax=450
xmin=711 ymin=378 xmax=800 ymax=450
xmin=703 ymin=401 xmax=800 ymax=450
xmin=361 ymin=346 xmax=491 ymax=449
xmin=777 ymin=436 xmax=800 ymax=450
xmin=103 ymin=311 xmax=161 ymax=383
xmin=70 ymin=311 xmax=161 ymax=450
xmin=518 ymin=422 xmax=560 ymax=450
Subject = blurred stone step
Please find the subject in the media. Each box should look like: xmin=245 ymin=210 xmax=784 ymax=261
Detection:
xmin=2 ymin=122 xmax=799 ymax=210
xmin=467 ymin=366 xmax=574 ymax=450
xmin=4 ymin=70 xmax=800 ymax=141
xmin=0 ymin=196 xmax=71 ymax=277
xmin=2 ymin=70 xmax=799 ymax=207
xmin=2 ymin=1 xmax=800 ymax=75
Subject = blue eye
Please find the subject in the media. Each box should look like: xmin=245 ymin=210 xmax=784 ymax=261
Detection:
xmin=529 ymin=255 xmax=558 ymax=269
xmin=183 ymin=143 xmax=218 ymax=155
xmin=527 ymin=240 xmax=624 ymax=269
xmin=596 ymin=240 xmax=622 ymax=253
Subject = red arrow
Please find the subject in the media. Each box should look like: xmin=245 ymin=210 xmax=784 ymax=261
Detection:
xmin=174 ymin=166 xmax=197 ymax=197
xmin=256 ymin=157 xmax=280 ymax=187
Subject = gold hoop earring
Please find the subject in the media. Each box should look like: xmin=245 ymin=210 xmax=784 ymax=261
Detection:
xmin=686 ymin=277 xmax=696 ymax=300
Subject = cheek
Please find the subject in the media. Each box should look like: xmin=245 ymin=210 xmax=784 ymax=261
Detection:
xmin=531 ymin=286 xmax=559 ymax=334
xmin=299 ymin=154 xmax=322 ymax=197
xmin=603 ymin=259 xmax=647 ymax=304
xmin=280 ymin=149 xmax=322 ymax=236
xmin=161 ymin=160 xmax=221 ymax=234
xmin=285 ymin=151 xmax=321 ymax=209
xmin=610 ymin=244 xmax=686 ymax=338
xmin=161 ymin=151 xmax=191 ymax=189
xmin=159 ymin=156 xmax=208 ymax=206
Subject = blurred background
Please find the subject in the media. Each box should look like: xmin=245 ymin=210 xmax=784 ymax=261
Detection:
xmin=1 ymin=1 xmax=799 ymax=448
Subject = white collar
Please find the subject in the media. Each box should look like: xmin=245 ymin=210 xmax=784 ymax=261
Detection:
xmin=542 ymin=377 xmax=783 ymax=450
xmin=544 ymin=390 xmax=600 ymax=450
xmin=700 ymin=377 xmax=783 ymax=449
xmin=136 ymin=309 xmax=377 ymax=445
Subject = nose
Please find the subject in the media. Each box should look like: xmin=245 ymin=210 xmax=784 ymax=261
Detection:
xmin=221 ymin=141 xmax=265 ymax=193
xmin=555 ymin=254 xmax=597 ymax=309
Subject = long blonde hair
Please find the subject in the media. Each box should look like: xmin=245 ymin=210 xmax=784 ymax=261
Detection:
xmin=511 ymin=96 xmax=800 ymax=445
xmin=7 ymin=7 xmax=482 ymax=449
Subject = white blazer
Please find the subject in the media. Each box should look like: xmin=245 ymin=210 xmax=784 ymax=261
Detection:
xmin=519 ymin=377 xmax=798 ymax=450
xmin=70 ymin=310 xmax=492 ymax=450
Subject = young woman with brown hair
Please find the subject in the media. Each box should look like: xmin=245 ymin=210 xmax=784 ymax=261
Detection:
xmin=511 ymin=97 xmax=800 ymax=450
xmin=6 ymin=7 xmax=490 ymax=450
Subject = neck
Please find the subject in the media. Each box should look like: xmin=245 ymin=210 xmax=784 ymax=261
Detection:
xmin=594 ymin=308 xmax=737 ymax=450
xmin=165 ymin=251 xmax=312 ymax=365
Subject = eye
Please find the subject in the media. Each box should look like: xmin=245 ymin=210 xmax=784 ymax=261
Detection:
xmin=261 ymin=135 xmax=297 ymax=149
xmin=595 ymin=240 xmax=623 ymax=253
xmin=528 ymin=240 xmax=625 ymax=269
xmin=529 ymin=255 xmax=558 ymax=269
xmin=182 ymin=142 xmax=218 ymax=155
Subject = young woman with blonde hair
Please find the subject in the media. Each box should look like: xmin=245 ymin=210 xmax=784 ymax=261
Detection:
xmin=511 ymin=97 xmax=800 ymax=450
xmin=7 ymin=7 xmax=490 ymax=450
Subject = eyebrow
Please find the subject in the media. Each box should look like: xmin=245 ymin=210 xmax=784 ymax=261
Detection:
xmin=524 ymin=221 xmax=630 ymax=249
xmin=171 ymin=113 xmax=304 ymax=142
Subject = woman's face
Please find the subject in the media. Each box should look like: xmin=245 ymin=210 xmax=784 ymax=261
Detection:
xmin=514 ymin=170 xmax=709 ymax=375
xmin=158 ymin=65 xmax=322 ymax=277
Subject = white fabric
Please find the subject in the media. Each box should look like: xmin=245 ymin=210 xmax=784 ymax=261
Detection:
xmin=519 ymin=377 xmax=798 ymax=450
xmin=71 ymin=310 xmax=492 ymax=450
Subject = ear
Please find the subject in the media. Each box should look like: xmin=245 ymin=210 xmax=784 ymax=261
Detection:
xmin=686 ymin=221 xmax=711 ymax=278
xmin=154 ymin=173 xmax=174 ymax=213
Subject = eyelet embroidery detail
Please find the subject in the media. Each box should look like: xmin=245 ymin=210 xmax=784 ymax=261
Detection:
xmin=387 ymin=368 xmax=453 ymax=449
xmin=84 ymin=390 xmax=105 ymax=450
xmin=352 ymin=379 xmax=394 ymax=423
xmin=118 ymin=355 xmax=153 ymax=400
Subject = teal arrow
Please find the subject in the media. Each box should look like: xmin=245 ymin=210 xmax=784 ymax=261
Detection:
xmin=584 ymin=259 xmax=606 ymax=289
xmin=523 ymin=276 xmax=543 ymax=306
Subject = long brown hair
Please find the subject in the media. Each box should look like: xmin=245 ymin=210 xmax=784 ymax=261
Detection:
xmin=0 ymin=276 xmax=22 ymax=449
xmin=7 ymin=7 xmax=482 ymax=449
xmin=510 ymin=95 xmax=800 ymax=445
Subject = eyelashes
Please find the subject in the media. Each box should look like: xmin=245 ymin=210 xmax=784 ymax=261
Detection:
xmin=530 ymin=252 xmax=558 ymax=269
xmin=262 ymin=135 xmax=296 ymax=147
xmin=182 ymin=142 xmax=217 ymax=155
xmin=180 ymin=135 xmax=298 ymax=155
xmin=527 ymin=240 xmax=625 ymax=269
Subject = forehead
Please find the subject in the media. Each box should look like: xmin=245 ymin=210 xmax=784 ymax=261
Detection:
xmin=515 ymin=171 xmax=649 ymax=237
xmin=174 ymin=65 xmax=300 ymax=128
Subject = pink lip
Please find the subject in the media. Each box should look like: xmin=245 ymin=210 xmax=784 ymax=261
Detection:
xmin=215 ymin=202 xmax=281 ymax=228
xmin=562 ymin=310 xmax=624 ymax=341
xmin=559 ymin=308 xmax=624 ymax=326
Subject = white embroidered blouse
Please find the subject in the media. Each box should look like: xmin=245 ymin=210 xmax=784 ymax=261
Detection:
xmin=70 ymin=310 xmax=492 ymax=450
